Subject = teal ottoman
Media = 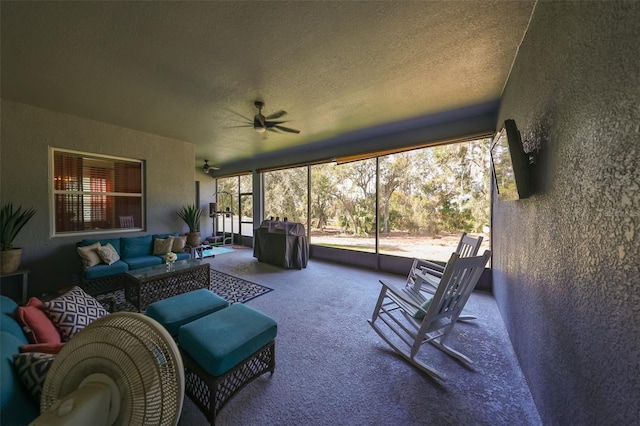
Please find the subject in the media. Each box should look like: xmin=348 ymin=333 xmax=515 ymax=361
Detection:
xmin=178 ymin=303 xmax=277 ymax=423
xmin=145 ymin=289 xmax=228 ymax=337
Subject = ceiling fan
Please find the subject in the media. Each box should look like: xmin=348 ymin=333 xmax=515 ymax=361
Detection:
xmin=202 ymin=159 xmax=220 ymax=174
xmin=229 ymin=101 xmax=300 ymax=135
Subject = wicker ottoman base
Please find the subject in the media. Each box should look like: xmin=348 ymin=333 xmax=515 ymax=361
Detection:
xmin=181 ymin=341 xmax=275 ymax=425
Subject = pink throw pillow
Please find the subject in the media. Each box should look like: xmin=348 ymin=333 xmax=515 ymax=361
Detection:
xmin=19 ymin=342 xmax=66 ymax=355
xmin=17 ymin=297 xmax=62 ymax=344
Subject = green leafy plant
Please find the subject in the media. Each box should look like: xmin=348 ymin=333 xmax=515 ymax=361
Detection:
xmin=1 ymin=203 xmax=36 ymax=251
xmin=177 ymin=205 xmax=202 ymax=232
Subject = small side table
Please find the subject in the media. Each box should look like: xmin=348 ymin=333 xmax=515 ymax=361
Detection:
xmin=187 ymin=244 xmax=213 ymax=260
xmin=0 ymin=269 xmax=29 ymax=305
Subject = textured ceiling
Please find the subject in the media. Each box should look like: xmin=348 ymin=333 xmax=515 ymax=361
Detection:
xmin=1 ymin=1 xmax=535 ymax=171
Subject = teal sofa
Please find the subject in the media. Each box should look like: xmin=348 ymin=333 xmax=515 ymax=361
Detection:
xmin=1 ymin=295 xmax=39 ymax=425
xmin=77 ymin=233 xmax=191 ymax=296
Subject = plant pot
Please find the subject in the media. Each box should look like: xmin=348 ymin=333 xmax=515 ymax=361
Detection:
xmin=0 ymin=248 xmax=22 ymax=275
xmin=186 ymin=232 xmax=201 ymax=248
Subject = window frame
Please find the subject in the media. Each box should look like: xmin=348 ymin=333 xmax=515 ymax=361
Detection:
xmin=49 ymin=148 xmax=145 ymax=237
xmin=257 ymin=138 xmax=491 ymax=261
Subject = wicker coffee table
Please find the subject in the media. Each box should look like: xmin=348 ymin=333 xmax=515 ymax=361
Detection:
xmin=124 ymin=259 xmax=210 ymax=312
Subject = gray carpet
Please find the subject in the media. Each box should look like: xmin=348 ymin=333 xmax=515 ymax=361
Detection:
xmin=99 ymin=269 xmax=272 ymax=312
xmin=210 ymin=269 xmax=273 ymax=304
xmin=177 ymin=249 xmax=541 ymax=426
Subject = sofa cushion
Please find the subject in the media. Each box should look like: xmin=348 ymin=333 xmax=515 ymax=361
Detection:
xmin=121 ymin=235 xmax=153 ymax=258
xmin=0 ymin=296 xmax=28 ymax=343
xmin=79 ymin=238 xmax=122 ymax=256
xmin=1 ymin=332 xmax=39 ymax=424
xmin=42 ymin=286 xmax=108 ymax=342
xmin=12 ymin=352 xmax=56 ymax=401
xmin=153 ymin=237 xmax=175 ymax=255
xmin=97 ymin=243 xmax=120 ymax=265
xmin=17 ymin=298 xmax=61 ymax=344
xmin=77 ymin=242 xmax=102 ymax=268
xmin=123 ymin=255 xmax=163 ymax=270
xmin=175 ymin=252 xmax=191 ymax=261
xmin=84 ymin=260 xmax=129 ymax=280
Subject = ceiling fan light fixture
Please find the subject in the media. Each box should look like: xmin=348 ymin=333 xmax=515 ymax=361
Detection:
xmin=255 ymin=126 xmax=267 ymax=133
xmin=203 ymin=159 xmax=210 ymax=173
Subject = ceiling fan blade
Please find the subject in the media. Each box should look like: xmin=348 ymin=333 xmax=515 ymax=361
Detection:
xmin=266 ymin=110 xmax=287 ymax=120
xmin=273 ymin=125 xmax=300 ymax=134
xmin=227 ymin=109 xmax=253 ymax=122
xmin=264 ymin=120 xmax=287 ymax=127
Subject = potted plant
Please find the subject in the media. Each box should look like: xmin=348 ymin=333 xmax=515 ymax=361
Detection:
xmin=177 ymin=205 xmax=202 ymax=247
xmin=1 ymin=203 xmax=36 ymax=275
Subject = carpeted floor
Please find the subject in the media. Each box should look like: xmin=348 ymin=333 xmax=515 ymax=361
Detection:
xmin=100 ymin=269 xmax=272 ymax=312
xmin=210 ymin=269 xmax=273 ymax=303
xmin=176 ymin=250 xmax=542 ymax=426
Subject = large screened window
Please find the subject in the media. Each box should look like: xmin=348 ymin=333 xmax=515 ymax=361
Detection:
xmin=239 ymin=175 xmax=253 ymax=237
xmin=212 ymin=175 xmax=253 ymax=240
xmin=375 ymin=141 xmax=491 ymax=261
xmin=51 ymin=148 xmax=144 ymax=236
xmin=310 ymin=160 xmax=376 ymax=253
xmin=264 ymin=167 xmax=308 ymax=224
xmin=218 ymin=138 xmax=491 ymax=262
xmin=214 ymin=177 xmax=239 ymax=243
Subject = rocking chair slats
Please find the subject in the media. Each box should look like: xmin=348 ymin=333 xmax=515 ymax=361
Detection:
xmin=368 ymin=250 xmax=491 ymax=381
xmin=413 ymin=232 xmax=483 ymax=288
xmin=408 ymin=232 xmax=484 ymax=322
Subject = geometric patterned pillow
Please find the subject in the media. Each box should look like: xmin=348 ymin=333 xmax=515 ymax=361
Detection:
xmin=42 ymin=286 xmax=108 ymax=342
xmin=12 ymin=352 xmax=56 ymax=401
xmin=153 ymin=237 xmax=175 ymax=255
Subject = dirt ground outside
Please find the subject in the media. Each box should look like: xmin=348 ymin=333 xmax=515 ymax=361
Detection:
xmin=309 ymin=230 xmax=491 ymax=261
xmin=237 ymin=219 xmax=490 ymax=261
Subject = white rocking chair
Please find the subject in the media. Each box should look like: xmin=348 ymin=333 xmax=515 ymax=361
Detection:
xmin=410 ymin=232 xmax=484 ymax=321
xmin=368 ymin=250 xmax=491 ymax=381
xmin=413 ymin=232 xmax=483 ymax=290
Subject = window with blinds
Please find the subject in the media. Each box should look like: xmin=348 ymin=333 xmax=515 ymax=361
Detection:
xmin=51 ymin=148 xmax=144 ymax=236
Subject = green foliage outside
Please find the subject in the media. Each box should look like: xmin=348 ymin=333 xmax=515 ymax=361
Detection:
xmin=262 ymin=139 xmax=491 ymax=238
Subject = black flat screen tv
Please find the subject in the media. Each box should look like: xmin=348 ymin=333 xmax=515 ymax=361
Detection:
xmin=490 ymin=119 xmax=531 ymax=200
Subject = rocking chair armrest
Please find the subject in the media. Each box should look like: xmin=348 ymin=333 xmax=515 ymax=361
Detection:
xmin=416 ymin=259 xmax=445 ymax=276
xmin=378 ymin=279 xmax=426 ymax=311
xmin=413 ymin=269 xmax=441 ymax=289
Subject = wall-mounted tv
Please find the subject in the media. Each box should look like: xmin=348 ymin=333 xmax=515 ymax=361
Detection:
xmin=490 ymin=119 xmax=531 ymax=200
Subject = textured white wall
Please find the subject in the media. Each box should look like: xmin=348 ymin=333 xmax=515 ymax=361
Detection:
xmin=1 ymin=100 xmax=196 ymax=296
xmin=494 ymin=2 xmax=640 ymax=424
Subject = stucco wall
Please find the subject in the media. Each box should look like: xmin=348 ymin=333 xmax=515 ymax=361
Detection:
xmin=1 ymin=100 xmax=198 ymax=296
xmin=493 ymin=2 xmax=640 ymax=424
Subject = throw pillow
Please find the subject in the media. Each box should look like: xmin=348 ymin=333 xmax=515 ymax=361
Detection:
xmin=97 ymin=243 xmax=120 ymax=265
xmin=13 ymin=352 xmax=56 ymax=401
xmin=172 ymin=235 xmax=187 ymax=253
xmin=17 ymin=297 xmax=62 ymax=344
xmin=412 ymin=297 xmax=432 ymax=320
xmin=42 ymin=286 xmax=108 ymax=342
xmin=19 ymin=342 xmax=65 ymax=355
xmin=77 ymin=242 xmax=102 ymax=268
xmin=153 ymin=237 xmax=175 ymax=255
